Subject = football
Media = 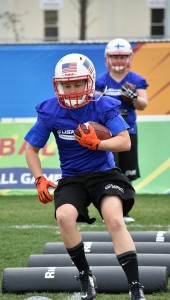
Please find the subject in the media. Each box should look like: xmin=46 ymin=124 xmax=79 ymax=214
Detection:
xmin=74 ymin=122 xmax=112 ymax=140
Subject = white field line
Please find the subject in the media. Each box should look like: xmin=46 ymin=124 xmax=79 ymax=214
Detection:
xmin=23 ymin=297 xmax=53 ymax=300
xmin=1 ymin=115 xmax=170 ymax=123
xmin=2 ymin=224 xmax=170 ymax=231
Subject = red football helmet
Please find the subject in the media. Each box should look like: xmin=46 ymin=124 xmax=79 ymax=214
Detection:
xmin=53 ymin=53 xmax=96 ymax=109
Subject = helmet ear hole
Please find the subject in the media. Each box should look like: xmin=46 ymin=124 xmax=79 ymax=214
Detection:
xmin=53 ymin=53 xmax=96 ymax=109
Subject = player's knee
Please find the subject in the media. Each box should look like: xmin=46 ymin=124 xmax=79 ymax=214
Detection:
xmin=56 ymin=206 xmax=76 ymax=229
xmin=56 ymin=212 xmax=68 ymax=226
xmin=106 ymin=215 xmax=124 ymax=232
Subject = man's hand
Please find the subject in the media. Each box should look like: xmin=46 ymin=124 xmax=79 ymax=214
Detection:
xmin=74 ymin=124 xmax=101 ymax=150
xmin=121 ymin=82 xmax=137 ymax=100
xmin=35 ymin=176 xmax=57 ymax=204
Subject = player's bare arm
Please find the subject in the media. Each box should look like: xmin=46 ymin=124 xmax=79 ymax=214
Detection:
xmin=133 ymin=89 xmax=148 ymax=110
xmin=98 ymin=129 xmax=131 ymax=152
xmin=25 ymin=142 xmax=57 ymax=204
xmin=25 ymin=142 xmax=43 ymax=179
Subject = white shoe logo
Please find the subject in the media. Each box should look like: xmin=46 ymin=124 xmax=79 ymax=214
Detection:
xmin=89 ymin=276 xmax=94 ymax=287
xmin=82 ymin=294 xmax=87 ymax=298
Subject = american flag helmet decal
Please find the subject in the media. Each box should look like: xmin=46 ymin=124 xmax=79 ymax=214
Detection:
xmin=62 ymin=62 xmax=77 ymax=74
xmin=83 ymin=59 xmax=94 ymax=75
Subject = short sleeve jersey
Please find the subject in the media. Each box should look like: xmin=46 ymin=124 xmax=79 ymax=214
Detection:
xmin=95 ymin=71 xmax=148 ymax=134
xmin=24 ymin=94 xmax=129 ymax=177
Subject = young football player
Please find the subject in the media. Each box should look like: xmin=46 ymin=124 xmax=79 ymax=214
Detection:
xmin=96 ymin=38 xmax=149 ymax=222
xmin=25 ymin=53 xmax=146 ymax=300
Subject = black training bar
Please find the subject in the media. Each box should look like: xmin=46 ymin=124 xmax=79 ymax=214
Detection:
xmin=2 ymin=266 xmax=168 ymax=294
xmin=81 ymin=231 xmax=170 ymax=242
xmin=43 ymin=241 xmax=170 ymax=254
xmin=28 ymin=253 xmax=170 ymax=276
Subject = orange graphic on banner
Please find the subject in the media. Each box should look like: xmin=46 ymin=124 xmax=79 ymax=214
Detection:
xmin=132 ymin=42 xmax=170 ymax=115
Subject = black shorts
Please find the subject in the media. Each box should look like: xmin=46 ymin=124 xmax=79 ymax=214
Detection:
xmin=54 ymin=168 xmax=135 ymax=224
xmin=114 ymin=134 xmax=140 ymax=181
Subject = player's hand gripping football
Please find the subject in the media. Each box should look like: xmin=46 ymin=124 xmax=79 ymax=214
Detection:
xmin=74 ymin=124 xmax=101 ymax=150
xmin=121 ymin=82 xmax=138 ymax=100
xmin=35 ymin=176 xmax=57 ymax=204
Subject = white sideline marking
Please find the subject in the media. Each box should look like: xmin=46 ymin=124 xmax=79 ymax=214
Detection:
xmin=1 ymin=115 xmax=170 ymax=123
xmin=137 ymin=115 xmax=170 ymax=122
xmin=3 ymin=224 xmax=170 ymax=231
xmin=10 ymin=225 xmax=57 ymax=229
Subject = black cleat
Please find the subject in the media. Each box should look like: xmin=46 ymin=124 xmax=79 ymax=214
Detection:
xmin=77 ymin=269 xmax=97 ymax=300
xmin=129 ymin=281 xmax=146 ymax=300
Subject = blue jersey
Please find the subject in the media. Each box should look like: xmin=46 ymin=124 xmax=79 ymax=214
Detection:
xmin=95 ymin=71 xmax=148 ymax=134
xmin=24 ymin=95 xmax=129 ymax=177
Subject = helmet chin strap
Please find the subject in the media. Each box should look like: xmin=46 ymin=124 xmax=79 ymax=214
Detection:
xmin=92 ymin=86 xmax=108 ymax=102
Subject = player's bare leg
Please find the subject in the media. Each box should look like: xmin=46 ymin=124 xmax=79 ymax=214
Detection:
xmin=101 ymin=195 xmax=135 ymax=253
xmin=56 ymin=204 xmax=80 ymax=247
xmin=101 ymin=195 xmax=146 ymax=300
xmin=56 ymin=204 xmax=97 ymax=300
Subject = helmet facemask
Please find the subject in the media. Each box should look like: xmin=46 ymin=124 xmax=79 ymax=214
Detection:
xmin=105 ymin=38 xmax=133 ymax=74
xmin=53 ymin=75 xmax=94 ymax=109
xmin=106 ymin=54 xmax=132 ymax=73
